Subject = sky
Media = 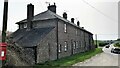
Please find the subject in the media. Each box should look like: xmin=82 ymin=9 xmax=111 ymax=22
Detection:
xmin=0 ymin=0 xmax=119 ymax=40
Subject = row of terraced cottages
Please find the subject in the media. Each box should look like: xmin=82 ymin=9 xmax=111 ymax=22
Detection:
xmin=11 ymin=3 xmax=95 ymax=64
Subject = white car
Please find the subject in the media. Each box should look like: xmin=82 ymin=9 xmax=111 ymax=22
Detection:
xmin=111 ymin=48 xmax=120 ymax=54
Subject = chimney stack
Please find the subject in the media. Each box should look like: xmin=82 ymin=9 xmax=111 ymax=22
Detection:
xmin=63 ymin=12 xmax=67 ymax=19
xmin=77 ymin=21 xmax=80 ymax=26
xmin=71 ymin=18 xmax=74 ymax=23
xmin=27 ymin=3 xmax=34 ymax=30
xmin=48 ymin=3 xmax=56 ymax=13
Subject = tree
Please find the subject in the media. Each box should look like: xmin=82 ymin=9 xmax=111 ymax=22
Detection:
xmin=117 ymin=38 xmax=120 ymax=41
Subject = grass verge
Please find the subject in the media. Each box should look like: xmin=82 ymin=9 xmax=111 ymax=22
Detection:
xmin=35 ymin=48 xmax=103 ymax=67
xmin=113 ymin=42 xmax=120 ymax=48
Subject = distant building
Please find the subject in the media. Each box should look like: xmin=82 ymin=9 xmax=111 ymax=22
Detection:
xmin=11 ymin=3 xmax=94 ymax=64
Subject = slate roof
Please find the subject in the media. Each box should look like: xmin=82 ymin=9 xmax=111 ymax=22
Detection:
xmin=11 ymin=27 xmax=54 ymax=47
xmin=16 ymin=10 xmax=93 ymax=35
xmin=16 ymin=10 xmax=58 ymax=23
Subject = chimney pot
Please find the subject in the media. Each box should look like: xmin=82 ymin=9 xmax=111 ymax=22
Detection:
xmin=63 ymin=12 xmax=67 ymax=19
xmin=48 ymin=3 xmax=56 ymax=13
xmin=82 ymin=27 xmax=84 ymax=29
xmin=77 ymin=21 xmax=80 ymax=26
xmin=71 ymin=18 xmax=74 ymax=23
xmin=54 ymin=2 xmax=56 ymax=5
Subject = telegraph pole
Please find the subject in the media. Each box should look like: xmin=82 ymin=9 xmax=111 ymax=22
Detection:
xmin=2 ymin=0 xmax=8 ymax=43
xmin=95 ymin=34 xmax=98 ymax=48
xmin=1 ymin=0 xmax=8 ymax=66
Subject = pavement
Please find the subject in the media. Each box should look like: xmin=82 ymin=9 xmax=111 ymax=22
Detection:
xmin=73 ymin=44 xmax=119 ymax=66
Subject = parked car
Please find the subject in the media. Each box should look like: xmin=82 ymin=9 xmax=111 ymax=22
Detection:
xmin=111 ymin=48 xmax=120 ymax=54
xmin=105 ymin=45 xmax=110 ymax=48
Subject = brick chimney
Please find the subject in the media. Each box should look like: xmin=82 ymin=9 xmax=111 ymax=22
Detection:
xmin=71 ymin=18 xmax=74 ymax=23
xmin=77 ymin=21 xmax=80 ymax=26
xmin=48 ymin=3 xmax=56 ymax=13
xmin=63 ymin=12 xmax=67 ymax=19
xmin=27 ymin=3 xmax=34 ymax=30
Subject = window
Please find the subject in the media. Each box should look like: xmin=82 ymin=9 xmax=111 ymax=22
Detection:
xmin=76 ymin=29 xmax=77 ymax=35
xmin=20 ymin=24 xmax=23 ymax=29
xmin=58 ymin=44 xmax=62 ymax=52
xmin=76 ymin=41 xmax=78 ymax=48
xmin=64 ymin=42 xmax=67 ymax=51
xmin=24 ymin=23 xmax=27 ymax=28
xmin=73 ymin=41 xmax=76 ymax=49
xmin=64 ymin=24 xmax=67 ymax=32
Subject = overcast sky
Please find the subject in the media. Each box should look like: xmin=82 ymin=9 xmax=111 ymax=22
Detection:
xmin=0 ymin=0 xmax=119 ymax=40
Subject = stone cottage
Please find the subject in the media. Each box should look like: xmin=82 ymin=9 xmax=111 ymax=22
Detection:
xmin=11 ymin=3 xmax=94 ymax=64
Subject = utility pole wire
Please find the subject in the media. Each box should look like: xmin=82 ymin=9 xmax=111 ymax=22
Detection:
xmin=81 ymin=0 xmax=117 ymax=23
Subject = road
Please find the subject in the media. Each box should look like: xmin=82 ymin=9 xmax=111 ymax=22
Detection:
xmin=73 ymin=44 xmax=119 ymax=66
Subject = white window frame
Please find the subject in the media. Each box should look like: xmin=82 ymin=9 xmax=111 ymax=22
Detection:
xmin=58 ymin=44 xmax=62 ymax=53
xmin=64 ymin=24 xmax=67 ymax=33
xmin=73 ymin=41 xmax=76 ymax=49
xmin=76 ymin=41 xmax=78 ymax=48
xmin=24 ymin=23 xmax=27 ymax=28
xmin=64 ymin=41 xmax=67 ymax=51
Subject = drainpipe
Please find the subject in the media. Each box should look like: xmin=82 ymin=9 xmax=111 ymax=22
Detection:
xmin=71 ymin=39 xmax=73 ymax=56
xmin=84 ymin=32 xmax=86 ymax=52
xmin=56 ymin=19 xmax=59 ymax=59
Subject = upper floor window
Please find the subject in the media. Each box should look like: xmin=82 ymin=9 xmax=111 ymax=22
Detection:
xmin=64 ymin=24 xmax=67 ymax=33
xmin=64 ymin=41 xmax=67 ymax=51
xmin=76 ymin=29 xmax=77 ymax=35
xmin=24 ymin=23 xmax=27 ymax=28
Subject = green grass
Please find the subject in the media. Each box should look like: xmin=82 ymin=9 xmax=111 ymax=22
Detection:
xmin=35 ymin=48 xmax=103 ymax=67
xmin=114 ymin=42 xmax=120 ymax=48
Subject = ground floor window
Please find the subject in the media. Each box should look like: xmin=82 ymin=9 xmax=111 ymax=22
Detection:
xmin=76 ymin=41 xmax=78 ymax=48
xmin=73 ymin=41 xmax=76 ymax=49
xmin=58 ymin=44 xmax=62 ymax=53
xmin=64 ymin=41 xmax=68 ymax=52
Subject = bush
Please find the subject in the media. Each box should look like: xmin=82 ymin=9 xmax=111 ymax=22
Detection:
xmin=117 ymin=38 xmax=120 ymax=41
xmin=99 ymin=42 xmax=109 ymax=47
xmin=114 ymin=42 xmax=120 ymax=48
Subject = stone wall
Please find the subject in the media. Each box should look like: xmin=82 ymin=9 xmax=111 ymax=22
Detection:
xmin=57 ymin=19 xmax=94 ymax=58
xmin=37 ymin=26 xmax=57 ymax=63
xmin=6 ymin=39 xmax=35 ymax=66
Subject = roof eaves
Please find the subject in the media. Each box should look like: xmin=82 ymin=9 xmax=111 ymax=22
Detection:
xmin=54 ymin=15 xmax=93 ymax=35
xmin=16 ymin=19 xmax=26 ymax=24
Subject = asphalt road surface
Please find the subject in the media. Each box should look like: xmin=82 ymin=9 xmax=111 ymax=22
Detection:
xmin=73 ymin=44 xmax=119 ymax=66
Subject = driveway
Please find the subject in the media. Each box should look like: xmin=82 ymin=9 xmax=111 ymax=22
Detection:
xmin=73 ymin=44 xmax=119 ymax=66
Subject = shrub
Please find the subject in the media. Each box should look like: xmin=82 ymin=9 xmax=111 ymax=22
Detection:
xmin=114 ymin=42 xmax=120 ymax=47
xmin=99 ymin=42 xmax=109 ymax=47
